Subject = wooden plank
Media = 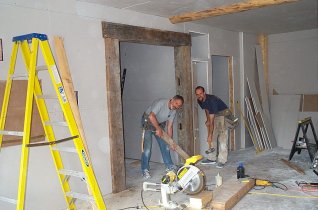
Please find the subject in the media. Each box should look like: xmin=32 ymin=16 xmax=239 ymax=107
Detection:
xmin=174 ymin=46 xmax=194 ymax=157
xmin=247 ymin=77 xmax=276 ymax=148
xmin=169 ymin=0 xmax=298 ymax=23
xmin=102 ymin=22 xmax=191 ymax=47
xmin=212 ymin=176 xmax=255 ymax=210
xmin=255 ymin=45 xmax=271 ymax=122
xmin=105 ymin=38 xmax=126 ymax=193
xmin=257 ymin=35 xmax=269 ymax=95
xmin=53 ymin=36 xmax=91 ymax=158
xmin=162 ymin=131 xmax=190 ymax=160
xmin=189 ymin=190 xmax=213 ymax=209
xmin=281 ymin=159 xmax=305 ymax=175
xmin=0 ymin=80 xmax=44 ymax=147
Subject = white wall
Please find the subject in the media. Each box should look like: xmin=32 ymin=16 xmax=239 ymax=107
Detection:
xmin=120 ymin=42 xmax=178 ymax=164
xmin=269 ymin=29 xmax=318 ymax=149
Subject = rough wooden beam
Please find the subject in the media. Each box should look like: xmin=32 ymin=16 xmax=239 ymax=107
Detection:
xmin=169 ymin=0 xmax=298 ymax=24
xmin=212 ymin=177 xmax=255 ymax=210
xmin=174 ymin=46 xmax=194 ymax=158
xmin=102 ymin=22 xmax=191 ymax=46
xmin=105 ymin=38 xmax=126 ymax=193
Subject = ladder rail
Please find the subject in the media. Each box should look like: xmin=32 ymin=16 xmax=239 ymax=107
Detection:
xmin=0 ymin=43 xmax=19 ymax=148
xmin=40 ymin=40 xmax=106 ymax=210
xmin=20 ymin=40 xmax=76 ymax=209
xmin=16 ymin=38 xmax=39 ymax=209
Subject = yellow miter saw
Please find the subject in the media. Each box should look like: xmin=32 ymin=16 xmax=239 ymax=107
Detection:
xmin=143 ymin=155 xmax=205 ymax=209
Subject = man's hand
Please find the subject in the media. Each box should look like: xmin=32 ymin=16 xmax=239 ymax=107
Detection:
xmin=170 ymin=142 xmax=177 ymax=151
xmin=155 ymin=128 xmax=163 ymax=138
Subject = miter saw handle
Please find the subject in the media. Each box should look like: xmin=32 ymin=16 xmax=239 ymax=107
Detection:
xmin=142 ymin=182 xmax=161 ymax=192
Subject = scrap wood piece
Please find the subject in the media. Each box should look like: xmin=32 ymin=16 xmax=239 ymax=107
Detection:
xmin=280 ymin=159 xmax=305 ymax=175
xmin=212 ymin=176 xmax=255 ymax=210
xmin=162 ymin=131 xmax=190 ymax=160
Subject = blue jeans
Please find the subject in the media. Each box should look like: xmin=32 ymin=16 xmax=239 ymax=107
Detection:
xmin=141 ymin=130 xmax=174 ymax=172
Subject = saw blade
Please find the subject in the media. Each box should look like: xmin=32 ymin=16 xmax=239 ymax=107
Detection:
xmin=177 ymin=166 xmax=205 ymax=195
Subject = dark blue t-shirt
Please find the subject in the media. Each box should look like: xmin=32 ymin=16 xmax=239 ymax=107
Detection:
xmin=198 ymin=94 xmax=228 ymax=114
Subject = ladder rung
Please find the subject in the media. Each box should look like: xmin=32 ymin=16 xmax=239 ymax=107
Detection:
xmin=52 ymin=146 xmax=77 ymax=153
xmin=36 ymin=65 xmax=48 ymax=71
xmin=0 ymin=196 xmax=17 ymax=204
xmin=0 ymin=130 xmax=24 ymax=136
xmin=11 ymin=74 xmax=28 ymax=79
xmin=65 ymin=192 xmax=94 ymax=202
xmin=59 ymin=169 xmax=85 ymax=179
xmin=45 ymin=121 xmax=68 ymax=127
xmin=36 ymin=94 xmax=58 ymax=99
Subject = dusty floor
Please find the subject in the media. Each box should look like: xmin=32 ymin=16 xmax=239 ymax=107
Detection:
xmin=82 ymin=147 xmax=318 ymax=209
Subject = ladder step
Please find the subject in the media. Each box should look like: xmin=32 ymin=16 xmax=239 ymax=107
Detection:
xmin=11 ymin=73 xmax=28 ymax=79
xmin=36 ymin=65 xmax=48 ymax=71
xmin=0 ymin=130 xmax=24 ymax=136
xmin=65 ymin=192 xmax=94 ymax=202
xmin=45 ymin=121 xmax=68 ymax=127
xmin=36 ymin=94 xmax=58 ymax=99
xmin=59 ymin=169 xmax=85 ymax=179
xmin=0 ymin=196 xmax=17 ymax=204
xmin=52 ymin=146 xmax=77 ymax=153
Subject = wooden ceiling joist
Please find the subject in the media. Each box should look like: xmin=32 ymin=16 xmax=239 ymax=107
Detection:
xmin=169 ymin=0 xmax=298 ymax=24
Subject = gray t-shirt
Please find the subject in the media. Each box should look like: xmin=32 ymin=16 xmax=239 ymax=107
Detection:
xmin=145 ymin=98 xmax=176 ymax=124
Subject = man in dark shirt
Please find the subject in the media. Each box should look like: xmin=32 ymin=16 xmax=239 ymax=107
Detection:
xmin=195 ymin=86 xmax=238 ymax=168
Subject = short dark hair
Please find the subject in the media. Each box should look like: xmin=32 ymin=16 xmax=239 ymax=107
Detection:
xmin=195 ymin=86 xmax=205 ymax=92
xmin=173 ymin=95 xmax=184 ymax=104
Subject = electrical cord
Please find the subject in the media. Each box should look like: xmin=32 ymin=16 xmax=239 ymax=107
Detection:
xmin=141 ymin=189 xmax=150 ymax=210
xmin=271 ymin=182 xmax=288 ymax=191
xmin=296 ymin=181 xmax=318 ymax=192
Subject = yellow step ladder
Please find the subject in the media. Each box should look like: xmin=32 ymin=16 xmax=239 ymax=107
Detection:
xmin=0 ymin=33 xmax=107 ymax=210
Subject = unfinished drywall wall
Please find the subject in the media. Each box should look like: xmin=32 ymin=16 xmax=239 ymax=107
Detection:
xmin=120 ymin=42 xmax=178 ymax=164
xmin=269 ymin=29 xmax=318 ymax=94
xmin=268 ymin=29 xmax=318 ymax=149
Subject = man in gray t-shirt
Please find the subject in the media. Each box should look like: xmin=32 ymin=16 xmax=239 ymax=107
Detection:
xmin=141 ymin=95 xmax=184 ymax=179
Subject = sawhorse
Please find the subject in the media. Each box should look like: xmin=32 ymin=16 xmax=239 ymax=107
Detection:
xmin=289 ymin=117 xmax=318 ymax=175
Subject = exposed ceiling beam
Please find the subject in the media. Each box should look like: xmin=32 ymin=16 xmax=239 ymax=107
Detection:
xmin=169 ymin=0 xmax=299 ymax=24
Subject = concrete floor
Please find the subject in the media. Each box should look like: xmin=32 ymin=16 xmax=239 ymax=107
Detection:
xmin=81 ymin=147 xmax=318 ymax=209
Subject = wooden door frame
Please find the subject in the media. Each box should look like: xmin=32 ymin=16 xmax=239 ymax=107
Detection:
xmin=102 ymin=22 xmax=193 ymax=193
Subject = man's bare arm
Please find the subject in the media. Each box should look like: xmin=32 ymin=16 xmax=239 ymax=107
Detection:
xmin=148 ymin=112 xmax=163 ymax=137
